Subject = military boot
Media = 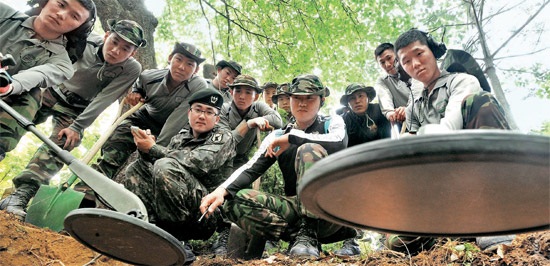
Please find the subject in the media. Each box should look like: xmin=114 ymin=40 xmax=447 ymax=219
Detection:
xmin=0 ymin=183 xmax=39 ymax=220
xmin=334 ymin=238 xmax=361 ymax=257
xmin=289 ymin=218 xmax=321 ymax=258
xmin=211 ymin=226 xmax=230 ymax=256
xmin=181 ymin=242 xmax=196 ymax=265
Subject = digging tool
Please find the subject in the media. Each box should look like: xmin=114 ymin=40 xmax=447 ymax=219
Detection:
xmin=0 ymin=99 xmax=148 ymax=230
xmin=24 ymin=100 xmax=144 ymax=231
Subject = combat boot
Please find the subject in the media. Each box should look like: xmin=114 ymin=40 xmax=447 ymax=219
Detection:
xmin=181 ymin=242 xmax=196 ymax=265
xmin=334 ymin=238 xmax=361 ymax=257
xmin=289 ymin=218 xmax=321 ymax=258
xmin=211 ymin=226 xmax=230 ymax=256
xmin=0 ymin=183 xmax=39 ymax=220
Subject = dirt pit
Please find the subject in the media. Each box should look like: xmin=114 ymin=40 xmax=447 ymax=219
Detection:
xmin=1 ymin=211 xmax=548 ymax=265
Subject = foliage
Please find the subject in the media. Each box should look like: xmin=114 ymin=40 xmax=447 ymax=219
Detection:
xmin=531 ymin=121 xmax=550 ymax=136
xmin=157 ymin=0 xmax=464 ymax=93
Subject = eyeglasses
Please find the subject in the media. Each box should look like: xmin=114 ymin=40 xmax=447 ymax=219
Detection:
xmin=190 ymin=107 xmax=218 ymax=117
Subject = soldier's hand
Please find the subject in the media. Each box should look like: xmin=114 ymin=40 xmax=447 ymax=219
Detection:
xmin=58 ymin=128 xmax=81 ymax=150
xmin=126 ymin=92 xmax=144 ymax=106
xmin=247 ymin=117 xmax=270 ymax=131
xmin=200 ymin=187 xmax=227 ymax=219
xmin=266 ymin=134 xmax=289 ymax=158
xmin=132 ymin=127 xmax=155 ymax=153
xmin=395 ymin=107 xmax=406 ymax=122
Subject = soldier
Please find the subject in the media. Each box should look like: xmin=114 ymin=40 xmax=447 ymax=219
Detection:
xmin=272 ymin=83 xmax=293 ymax=124
xmin=122 ymin=88 xmax=236 ymax=265
xmin=391 ymin=28 xmax=512 ymax=253
xmin=0 ymin=0 xmax=96 ymax=161
xmin=209 ymin=74 xmax=283 ymax=256
xmin=373 ymin=42 xmax=422 ymax=131
xmin=0 ymin=19 xmax=145 ymax=219
xmin=261 ymin=81 xmax=278 ymax=109
xmin=92 ymin=42 xmax=208 ymax=179
xmin=339 ymin=83 xmax=390 ymax=147
xmin=201 ymin=74 xmax=357 ymax=259
xmin=207 ymin=60 xmax=242 ymax=103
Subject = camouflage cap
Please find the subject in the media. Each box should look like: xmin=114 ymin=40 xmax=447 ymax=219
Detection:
xmin=272 ymin=83 xmax=290 ymax=104
xmin=216 ymin=60 xmax=242 ymax=75
xmin=188 ymin=87 xmax=224 ymax=110
xmin=287 ymin=74 xmax=328 ymax=97
xmin=171 ymin=42 xmax=206 ymax=64
xmin=339 ymin=83 xmax=376 ymax=105
xmin=228 ymin=74 xmax=261 ymax=93
xmin=107 ymin=19 xmax=147 ymax=48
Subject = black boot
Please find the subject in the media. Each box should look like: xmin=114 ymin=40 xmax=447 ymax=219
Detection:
xmin=211 ymin=225 xmax=230 ymax=256
xmin=181 ymin=242 xmax=196 ymax=265
xmin=334 ymin=238 xmax=361 ymax=256
xmin=289 ymin=218 xmax=321 ymax=258
xmin=0 ymin=183 xmax=39 ymax=220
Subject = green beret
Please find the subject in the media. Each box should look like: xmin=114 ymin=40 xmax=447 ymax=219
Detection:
xmin=188 ymin=88 xmax=224 ymax=109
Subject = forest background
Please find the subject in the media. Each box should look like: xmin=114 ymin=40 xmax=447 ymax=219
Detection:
xmin=1 ymin=0 xmax=549 ymax=190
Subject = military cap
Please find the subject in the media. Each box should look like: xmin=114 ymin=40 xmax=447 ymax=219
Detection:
xmin=188 ymin=88 xmax=224 ymax=110
xmin=216 ymin=60 xmax=242 ymax=75
xmin=339 ymin=83 xmax=376 ymax=105
xmin=228 ymin=74 xmax=261 ymax=93
xmin=272 ymin=83 xmax=290 ymax=104
xmin=107 ymin=19 xmax=147 ymax=47
xmin=287 ymin=74 xmax=328 ymax=97
xmin=171 ymin=42 xmax=206 ymax=64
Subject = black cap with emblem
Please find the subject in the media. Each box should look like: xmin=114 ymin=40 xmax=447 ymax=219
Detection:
xmin=188 ymin=88 xmax=224 ymax=110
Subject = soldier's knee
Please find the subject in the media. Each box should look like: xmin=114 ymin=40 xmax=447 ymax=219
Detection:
xmin=296 ymin=143 xmax=328 ymax=162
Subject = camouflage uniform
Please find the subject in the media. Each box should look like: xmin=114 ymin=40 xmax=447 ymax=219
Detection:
xmin=11 ymin=20 xmax=144 ymax=189
xmin=220 ymin=75 xmax=356 ymax=245
xmin=0 ymin=3 xmax=74 ymax=160
xmin=405 ymin=70 xmax=510 ymax=132
xmin=123 ymin=124 xmax=236 ymax=241
xmin=339 ymin=83 xmax=391 ymax=147
xmin=93 ymin=43 xmax=208 ymax=178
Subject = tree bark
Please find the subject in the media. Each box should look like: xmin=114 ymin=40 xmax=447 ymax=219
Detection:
xmin=94 ymin=0 xmax=158 ymax=70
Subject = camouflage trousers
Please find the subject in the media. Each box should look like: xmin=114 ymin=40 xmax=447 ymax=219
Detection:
xmin=11 ymin=88 xmax=84 ymax=188
xmin=0 ymin=88 xmax=42 ymax=162
xmin=224 ymin=143 xmax=355 ymax=243
xmin=123 ymin=156 xmax=218 ymax=241
xmin=92 ymin=116 xmax=162 ymax=179
xmin=462 ymin=91 xmax=510 ymax=130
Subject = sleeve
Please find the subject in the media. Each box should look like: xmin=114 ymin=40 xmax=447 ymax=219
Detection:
xmin=440 ymin=74 xmax=482 ymax=130
xmin=69 ymin=61 xmax=142 ymax=132
xmin=220 ymin=130 xmax=279 ymax=197
xmin=287 ymin=115 xmax=348 ymax=153
xmin=156 ymin=76 xmax=208 ymax=146
xmin=374 ymin=77 xmax=395 ymax=119
xmin=173 ymin=131 xmax=237 ymax=177
xmin=131 ymin=72 xmax=146 ymax=96
xmin=257 ymin=102 xmax=283 ymax=129
xmin=10 ymin=57 xmax=74 ymax=95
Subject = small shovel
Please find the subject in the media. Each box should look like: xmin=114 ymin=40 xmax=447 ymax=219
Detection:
xmin=0 ymin=98 xmax=144 ymax=231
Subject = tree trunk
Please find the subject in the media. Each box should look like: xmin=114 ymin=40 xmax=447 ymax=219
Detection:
xmin=484 ymin=63 xmax=519 ymax=129
xmin=94 ymin=0 xmax=158 ymax=70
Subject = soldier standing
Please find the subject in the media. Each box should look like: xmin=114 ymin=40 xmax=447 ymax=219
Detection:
xmin=0 ymin=19 xmax=145 ymax=219
xmin=0 ymin=0 xmax=96 ymax=217
xmin=123 ymin=88 xmax=236 ymax=265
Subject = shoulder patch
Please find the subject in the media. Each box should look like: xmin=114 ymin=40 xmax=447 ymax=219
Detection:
xmin=211 ymin=132 xmax=224 ymax=143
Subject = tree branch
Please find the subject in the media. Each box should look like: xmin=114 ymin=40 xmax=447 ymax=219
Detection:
xmin=491 ymin=0 xmax=550 ymax=58
xmin=492 ymin=47 xmax=550 ymax=60
xmin=198 ymin=0 xmax=216 ymax=63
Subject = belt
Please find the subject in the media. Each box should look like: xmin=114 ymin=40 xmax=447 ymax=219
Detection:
xmin=51 ymin=85 xmax=89 ymax=109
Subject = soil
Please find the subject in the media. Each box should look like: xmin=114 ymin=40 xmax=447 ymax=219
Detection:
xmin=1 ymin=211 xmax=549 ymax=266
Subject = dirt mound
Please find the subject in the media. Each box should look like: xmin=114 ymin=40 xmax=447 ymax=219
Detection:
xmin=1 ymin=211 xmax=548 ymax=265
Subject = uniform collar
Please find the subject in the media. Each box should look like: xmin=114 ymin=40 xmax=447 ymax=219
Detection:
xmin=21 ymin=17 xmax=66 ymax=54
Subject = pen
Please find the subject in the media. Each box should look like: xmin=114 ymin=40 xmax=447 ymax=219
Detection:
xmin=198 ymin=205 xmax=211 ymax=222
